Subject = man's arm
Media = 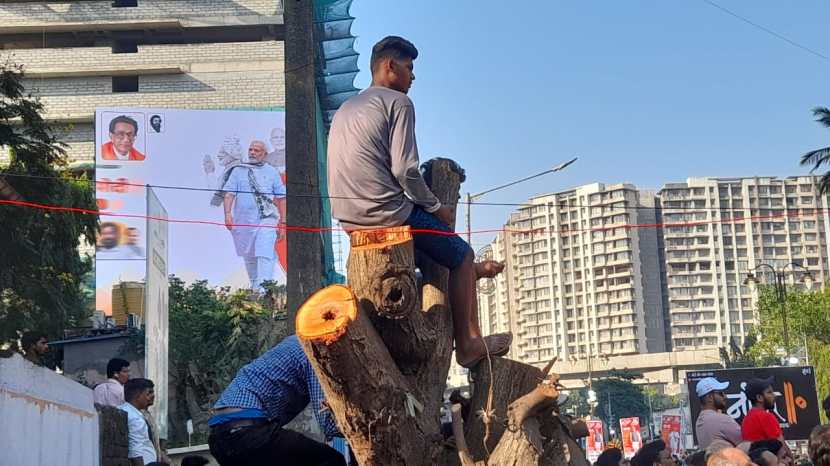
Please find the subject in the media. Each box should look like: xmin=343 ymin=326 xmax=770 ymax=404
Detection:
xmin=388 ymin=102 xmax=441 ymax=214
xmin=223 ymin=193 xmax=235 ymax=231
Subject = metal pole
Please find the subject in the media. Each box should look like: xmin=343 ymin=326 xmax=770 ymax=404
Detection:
xmin=777 ymin=271 xmax=790 ymax=358
xmin=465 ymin=192 xmax=472 ymax=245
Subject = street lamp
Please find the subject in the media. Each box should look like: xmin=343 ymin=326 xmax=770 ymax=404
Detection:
xmin=464 ymin=157 xmax=578 ymax=243
xmin=743 ymin=263 xmax=814 ymax=365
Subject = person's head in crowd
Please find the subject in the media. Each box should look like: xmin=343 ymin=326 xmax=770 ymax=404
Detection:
xmin=746 ymin=377 xmax=777 ymax=410
xmin=597 ymin=447 xmax=625 ymax=466
xmin=809 ymin=425 xmax=830 ymax=466
xmin=106 ymin=358 xmax=131 ymax=385
xmin=99 ymin=222 xmax=120 ymax=249
xmin=181 ymin=455 xmax=210 ymax=466
xmin=632 ymin=439 xmax=673 ymax=466
xmin=823 ymin=395 xmax=830 ymax=423
xmin=687 ymin=450 xmax=707 ymax=466
xmin=20 ymin=331 xmax=48 ymax=358
xmin=751 ymin=439 xmax=789 ymax=466
xmin=750 ymin=447 xmax=780 ymax=466
xmin=697 ymin=377 xmax=730 ymax=411
xmin=124 ymin=378 xmax=155 ymax=410
xmin=109 ymin=115 xmax=139 ymax=156
xmin=707 ymin=447 xmax=752 ymax=466
xmin=370 ymin=35 xmax=418 ymax=94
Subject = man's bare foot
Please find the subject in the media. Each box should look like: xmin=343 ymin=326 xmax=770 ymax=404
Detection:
xmin=475 ymin=260 xmax=504 ymax=280
xmin=456 ymin=332 xmax=513 ymax=368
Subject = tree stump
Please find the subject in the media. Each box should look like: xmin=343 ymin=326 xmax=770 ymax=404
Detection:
xmin=297 ymin=158 xmax=590 ymax=466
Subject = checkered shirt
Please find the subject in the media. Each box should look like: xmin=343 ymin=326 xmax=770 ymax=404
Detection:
xmin=214 ymin=335 xmax=340 ymax=439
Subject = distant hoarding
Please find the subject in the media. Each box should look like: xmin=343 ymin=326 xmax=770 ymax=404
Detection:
xmin=661 ymin=415 xmax=683 ymax=456
xmin=145 ymin=187 xmax=168 ymax=439
xmin=620 ymin=417 xmax=642 ymax=459
xmin=586 ymin=420 xmax=605 ymax=463
xmin=686 ymin=366 xmax=820 ymax=441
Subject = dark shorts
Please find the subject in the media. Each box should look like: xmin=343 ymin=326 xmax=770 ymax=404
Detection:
xmin=405 ymin=205 xmax=472 ymax=269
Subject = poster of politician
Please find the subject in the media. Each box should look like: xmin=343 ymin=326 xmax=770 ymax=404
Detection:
xmin=620 ymin=417 xmax=642 ymax=459
xmin=586 ymin=420 xmax=605 ymax=463
xmin=661 ymin=415 xmax=683 ymax=457
xmin=95 ymin=107 xmax=287 ymax=317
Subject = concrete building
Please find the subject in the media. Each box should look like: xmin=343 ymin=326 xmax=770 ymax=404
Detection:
xmin=0 ymin=0 xmax=285 ymax=165
xmin=659 ymin=176 xmax=829 ymax=350
xmin=477 ymin=183 xmax=668 ymax=368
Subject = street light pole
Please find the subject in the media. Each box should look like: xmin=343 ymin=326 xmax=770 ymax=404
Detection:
xmin=744 ymin=262 xmax=814 ymax=365
xmin=465 ymin=157 xmax=577 ymax=244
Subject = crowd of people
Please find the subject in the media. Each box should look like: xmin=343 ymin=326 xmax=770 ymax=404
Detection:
xmin=592 ymin=376 xmax=830 ymax=466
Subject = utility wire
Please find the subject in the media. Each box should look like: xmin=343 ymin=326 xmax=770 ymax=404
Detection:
xmin=701 ymin=0 xmax=830 ymax=63
xmin=2 ymin=171 xmax=826 ymax=213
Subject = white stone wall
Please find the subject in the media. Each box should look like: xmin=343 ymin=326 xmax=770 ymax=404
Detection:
xmin=0 ymin=0 xmax=281 ymax=25
xmin=0 ymin=353 xmax=99 ymax=466
xmin=8 ymin=41 xmax=284 ymax=70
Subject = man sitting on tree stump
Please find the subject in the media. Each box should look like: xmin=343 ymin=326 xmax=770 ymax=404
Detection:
xmin=327 ymin=35 xmax=512 ymax=368
xmin=207 ymin=335 xmax=347 ymax=466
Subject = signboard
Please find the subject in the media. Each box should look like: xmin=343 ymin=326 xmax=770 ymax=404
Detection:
xmin=586 ymin=420 xmax=606 ymax=463
xmin=661 ymin=415 xmax=683 ymax=456
xmin=620 ymin=417 xmax=642 ymax=459
xmin=687 ymin=366 xmax=820 ymax=441
xmin=145 ymin=188 xmax=168 ymax=439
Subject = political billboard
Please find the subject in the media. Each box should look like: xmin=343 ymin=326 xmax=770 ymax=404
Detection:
xmin=95 ymin=108 xmax=287 ymax=438
xmin=687 ymin=366 xmax=820 ymax=441
xmin=586 ymin=420 xmax=605 ymax=463
xmin=661 ymin=415 xmax=683 ymax=456
xmin=620 ymin=417 xmax=642 ymax=459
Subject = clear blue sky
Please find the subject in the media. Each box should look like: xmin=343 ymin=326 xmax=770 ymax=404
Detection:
xmin=348 ymin=0 xmax=830 ymax=251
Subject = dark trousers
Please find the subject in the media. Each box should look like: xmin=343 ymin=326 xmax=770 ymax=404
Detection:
xmin=208 ymin=421 xmax=347 ymax=466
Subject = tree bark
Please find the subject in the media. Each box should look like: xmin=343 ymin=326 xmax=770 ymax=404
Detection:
xmin=465 ymin=357 xmax=545 ymax=460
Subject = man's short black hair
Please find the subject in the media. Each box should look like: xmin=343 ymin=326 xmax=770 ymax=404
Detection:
xmin=631 ymin=439 xmax=666 ymax=466
xmin=686 ymin=450 xmax=706 ymax=466
xmin=20 ymin=331 xmax=46 ymax=351
xmin=750 ymin=439 xmax=784 ymax=455
xmin=106 ymin=358 xmax=130 ymax=379
xmin=597 ymin=447 xmax=624 ymax=466
xmin=181 ymin=455 xmax=210 ymax=466
xmin=746 ymin=377 xmax=775 ymax=404
xmin=109 ymin=115 xmax=138 ymax=134
xmin=370 ymin=36 xmax=418 ymax=72
xmin=749 ymin=449 xmax=772 ymax=466
xmin=124 ymin=378 xmax=154 ymax=402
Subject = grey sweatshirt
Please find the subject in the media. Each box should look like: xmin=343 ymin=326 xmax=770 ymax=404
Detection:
xmin=327 ymin=86 xmax=440 ymax=230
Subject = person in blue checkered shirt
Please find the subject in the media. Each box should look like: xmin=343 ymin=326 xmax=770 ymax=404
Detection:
xmin=207 ymin=335 xmax=346 ymax=465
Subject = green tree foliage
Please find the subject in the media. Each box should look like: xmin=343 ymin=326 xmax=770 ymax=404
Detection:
xmin=747 ymin=284 xmax=830 ymax=420
xmin=800 ymin=107 xmax=830 ymax=194
xmin=167 ymin=276 xmax=288 ymax=446
xmin=592 ymin=370 xmax=650 ymax=437
xmin=0 ymin=61 xmax=97 ymax=346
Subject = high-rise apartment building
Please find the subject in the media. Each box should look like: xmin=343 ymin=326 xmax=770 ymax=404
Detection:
xmin=659 ymin=176 xmax=829 ymax=349
xmin=0 ymin=1 xmax=285 ymax=165
xmin=477 ymin=183 xmax=667 ymax=367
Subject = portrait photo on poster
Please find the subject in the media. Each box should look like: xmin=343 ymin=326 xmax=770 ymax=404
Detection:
xmin=149 ymin=114 xmax=164 ymax=134
xmin=99 ymin=112 xmax=147 ymax=162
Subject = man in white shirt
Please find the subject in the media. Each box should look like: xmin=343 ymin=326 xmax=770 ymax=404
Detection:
xmin=93 ymin=358 xmax=130 ymax=407
xmin=118 ymin=378 xmax=157 ymax=466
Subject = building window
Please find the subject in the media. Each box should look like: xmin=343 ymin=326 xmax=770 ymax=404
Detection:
xmin=113 ymin=76 xmax=139 ymax=93
xmin=112 ymin=0 xmax=138 ymax=6
xmin=113 ymin=41 xmax=138 ymax=54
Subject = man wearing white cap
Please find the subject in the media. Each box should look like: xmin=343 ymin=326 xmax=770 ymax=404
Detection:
xmin=695 ymin=377 xmax=743 ymax=450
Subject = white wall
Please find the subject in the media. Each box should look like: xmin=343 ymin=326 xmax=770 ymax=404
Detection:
xmin=0 ymin=353 xmax=99 ymax=466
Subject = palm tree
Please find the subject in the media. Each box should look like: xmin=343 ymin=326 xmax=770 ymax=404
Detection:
xmin=801 ymin=107 xmax=830 ymax=193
